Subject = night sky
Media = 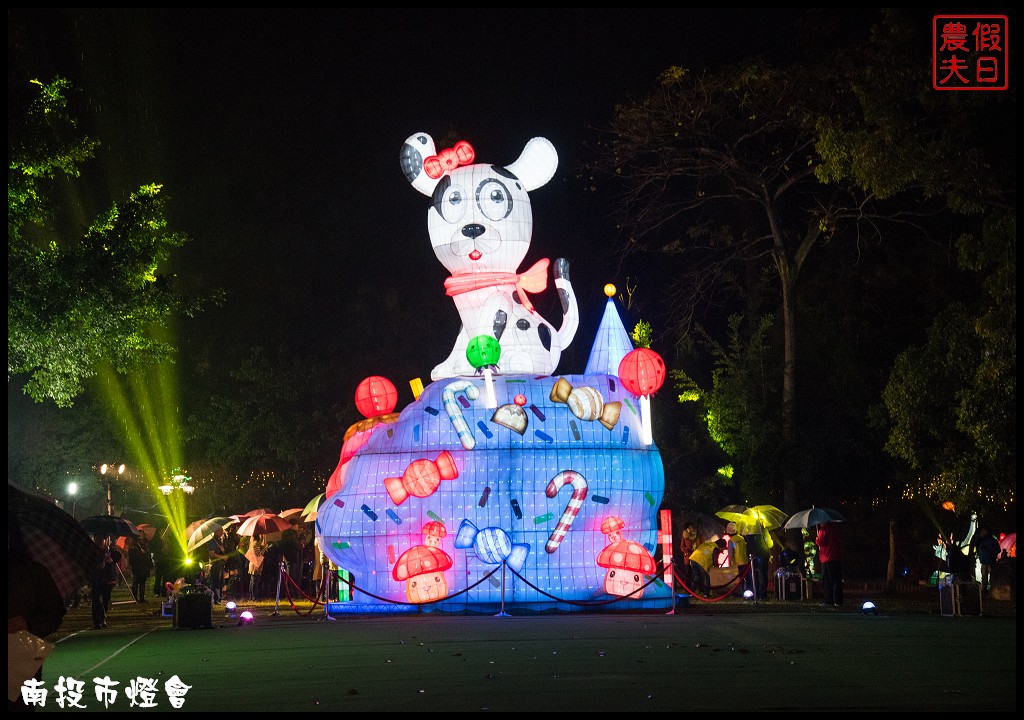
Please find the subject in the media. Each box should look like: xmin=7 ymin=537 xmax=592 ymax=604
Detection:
xmin=9 ymin=8 xmax=873 ymax=407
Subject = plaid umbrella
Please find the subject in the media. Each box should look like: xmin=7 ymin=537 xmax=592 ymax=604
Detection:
xmin=8 ymin=482 xmax=105 ymax=599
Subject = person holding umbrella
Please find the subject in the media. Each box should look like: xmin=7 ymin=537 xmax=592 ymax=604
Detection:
xmin=974 ymin=526 xmax=1000 ymax=595
xmin=150 ymin=531 xmax=172 ymax=600
xmin=245 ymin=536 xmax=269 ymax=599
xmin=206 ymin=526 xmax=229 ymax=604
xmin=816 ymin=520 xmax=843 ymax=607
xmin=128 ymin=536 xmax=154 ymax=603
xmin=688 ymin=538 xmax=726 ymax=598
xmin=89 ymin=537 xmax=123 ymax=628
xmin=678 ymin=522 xmax=699 ymax=589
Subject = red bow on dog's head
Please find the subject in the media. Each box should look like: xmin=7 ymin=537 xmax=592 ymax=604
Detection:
xmin=423 ymin=140 xmax=475 ymax=179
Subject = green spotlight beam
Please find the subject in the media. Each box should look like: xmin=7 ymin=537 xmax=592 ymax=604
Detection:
xmin=97 ymin=340 xmax=190 ymax=558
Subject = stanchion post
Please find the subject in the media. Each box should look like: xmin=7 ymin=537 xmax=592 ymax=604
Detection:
xmin=272 ymin=560 xmax=284 ymax=616
xmin=495 ymin=561 xmax=509 ymax=617
xmin=667 ymin=565 xmax=677 ymax=615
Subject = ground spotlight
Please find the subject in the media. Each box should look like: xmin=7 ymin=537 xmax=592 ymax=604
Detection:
xmin=742 ymin=589 xmax=754 ymax=600
xmin=238 ymin=610 xmax=255 ymax=626
xmin=225 ymin=601 xmax=237 ymax=618
xmin=861 ymin=601 xmax=878 ymax=615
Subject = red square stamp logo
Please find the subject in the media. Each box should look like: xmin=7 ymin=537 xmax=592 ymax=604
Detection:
xmin=933 ymin=15 xmax=1009 ymax=90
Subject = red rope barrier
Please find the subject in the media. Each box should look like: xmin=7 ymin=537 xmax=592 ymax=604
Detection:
xmin=281 ymin=567 xmax=327 ymax=616
xmin=671 ymin=559 xmax=751 ymax=603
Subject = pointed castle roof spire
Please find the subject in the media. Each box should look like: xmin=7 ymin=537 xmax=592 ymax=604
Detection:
xmin=585 ymin=283 xmax=634 ymax=376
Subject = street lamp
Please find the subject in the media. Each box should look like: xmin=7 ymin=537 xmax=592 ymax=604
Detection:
xmin=99 ymin=463 xmax=126 ymax=516
xmin=67 ymin=481 xmax=78 ymax=519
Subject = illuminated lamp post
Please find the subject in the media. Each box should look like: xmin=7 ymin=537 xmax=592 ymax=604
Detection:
xmin=67 ymin=481 xmax=79 ymax=519
xmin=99 ymin=463 xmax=126 ymax=516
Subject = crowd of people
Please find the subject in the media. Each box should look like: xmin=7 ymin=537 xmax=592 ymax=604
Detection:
xmin=173 ymin=525 xmax=324 ymax=602
xmin=677 ymin=520 xmax=784 ymax=600
xmin=675 ymin=509 xmax=1015 ymax=604
xmin=51 ymin=518 xmax=331 ymax=631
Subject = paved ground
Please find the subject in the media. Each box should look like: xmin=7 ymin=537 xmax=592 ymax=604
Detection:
xmin=33 ymin=586 xmax=1015 ymax=712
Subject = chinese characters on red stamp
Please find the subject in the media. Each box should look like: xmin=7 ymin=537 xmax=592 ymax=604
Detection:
xmin=933 ymin=15 xmax=1009 ymax=90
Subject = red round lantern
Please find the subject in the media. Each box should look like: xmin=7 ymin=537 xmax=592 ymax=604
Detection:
xmin=354 ymin=376 xmax=398 ymax=418
xmin=617 ymin=348 xmax=666 ymax=397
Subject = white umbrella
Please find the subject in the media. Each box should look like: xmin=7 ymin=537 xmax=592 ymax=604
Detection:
xmin=784 ymin=507 xmax=846 ymax=530
xmin=279 ymin=507 xmax=306 ymax=523
xmin=186 ymin=517 xmax=236 ymax=552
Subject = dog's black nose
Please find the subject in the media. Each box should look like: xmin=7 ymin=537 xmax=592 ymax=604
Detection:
xmin=462 ymin=223 xmax=485 ymax=239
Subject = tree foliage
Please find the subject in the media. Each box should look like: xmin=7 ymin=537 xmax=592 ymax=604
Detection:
xmin=880 ymin=210 xmax=1016 ymax=514
xmin=7 ymin=378 xmax=127 ymax=508
xmin=184 ymin=347 xmax=348 ymax=506
xmin=672 ymin=314 xmax=782 ymax=504
xmin=8 ymin=77 xmax=197 ymax=407
xmin=585 ymin=9 xmax=1014 ymax=517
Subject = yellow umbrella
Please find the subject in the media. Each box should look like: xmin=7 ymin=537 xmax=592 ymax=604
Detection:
xmin=717 ymin=505 xmax=789 ymax=552
xmin=717 ymin=504 xmax=788 ymax=533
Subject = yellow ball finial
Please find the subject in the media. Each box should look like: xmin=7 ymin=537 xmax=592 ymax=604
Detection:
xmin=604 ymin=283 xmax=616 ymax=297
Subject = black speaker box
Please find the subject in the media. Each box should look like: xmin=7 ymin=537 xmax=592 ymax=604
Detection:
xmin=173 ymin=585 xmax=214 ymax=629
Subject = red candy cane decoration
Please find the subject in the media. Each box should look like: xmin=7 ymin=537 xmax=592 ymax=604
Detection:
xmin=545 ymin=470 xmax=588 ymax=553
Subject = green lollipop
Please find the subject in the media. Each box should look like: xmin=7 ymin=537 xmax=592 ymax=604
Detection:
xmin=466 ymin=335 xmax=500 ymax=408
xmin=466 ymin=335 xmax=501 ymax=370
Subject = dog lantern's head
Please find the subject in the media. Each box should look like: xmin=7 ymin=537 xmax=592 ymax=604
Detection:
xmin=400 ymin=133 xmax=558 ymax=277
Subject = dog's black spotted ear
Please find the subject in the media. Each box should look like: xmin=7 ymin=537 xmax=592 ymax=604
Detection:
xmin=401 ymin=133 xmax=440 ymax=196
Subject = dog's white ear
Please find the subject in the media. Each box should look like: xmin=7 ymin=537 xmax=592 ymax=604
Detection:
xmin=506 ymin=137 xmax=557 ymax=191
xmin=400 ymin=132 xmax=439 ymax=196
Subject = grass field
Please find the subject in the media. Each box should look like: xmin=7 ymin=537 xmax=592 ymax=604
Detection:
xmin=52 ymin=576 xmax=1014 ymax=639
xmin=33 ymin=579 xmax=1016 ymax=713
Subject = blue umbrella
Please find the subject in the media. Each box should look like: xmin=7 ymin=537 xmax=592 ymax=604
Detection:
xmin=80 ymin=514 xmax=142 ymax=539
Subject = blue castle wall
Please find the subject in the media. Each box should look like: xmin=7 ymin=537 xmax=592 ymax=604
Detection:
xmin=316 ymin=373 xmax=669 ymax=613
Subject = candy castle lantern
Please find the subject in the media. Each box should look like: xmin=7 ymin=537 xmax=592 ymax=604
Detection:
xmin=316 ymin=134 xmax=668 ymax=613
xmin=393 ymin=521 xmax=453 ymax=603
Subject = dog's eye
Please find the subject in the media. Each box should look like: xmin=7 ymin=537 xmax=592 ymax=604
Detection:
xmin=476 ymin=179 xmax=513 ymax=221
xmin=438 ymin=185 xmax=468 ymax=223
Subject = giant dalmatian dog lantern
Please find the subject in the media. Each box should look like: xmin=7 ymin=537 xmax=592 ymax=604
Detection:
xmin=400 ymin=133 xmax=579 ymax=381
